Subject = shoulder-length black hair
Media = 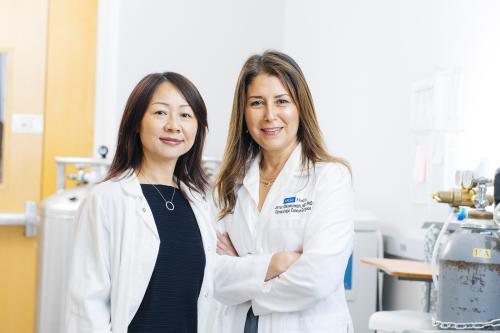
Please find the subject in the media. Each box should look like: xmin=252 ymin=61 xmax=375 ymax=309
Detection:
xmin=105 ymin=72 xmax=208 ymax=195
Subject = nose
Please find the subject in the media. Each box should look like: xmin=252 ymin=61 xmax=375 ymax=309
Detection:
xmin=263 ymin=104 xmax=277 ymax=121
xmin=164 ymin=112 xmax=180 ymax=132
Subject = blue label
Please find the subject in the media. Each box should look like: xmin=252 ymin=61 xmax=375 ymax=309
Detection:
xmin=283 ymin=197 xmax=296 ymax=204
xmin=344 ymin=254 xmax=353 ymax=290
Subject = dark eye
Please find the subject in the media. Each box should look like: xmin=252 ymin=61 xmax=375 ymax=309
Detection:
xmin=277 ymin=99 xmax=289 ymax=105
xmin=154 ymin=110 xmax=167 ymax=116
xmin=181 ymin=113 xmax=192 ymax=119
xmin=249 ymin=100 xmax=263 ymax=107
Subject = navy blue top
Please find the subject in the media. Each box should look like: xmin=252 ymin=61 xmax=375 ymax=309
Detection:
xmin=128 ymin=185 xmax=206 ymax=333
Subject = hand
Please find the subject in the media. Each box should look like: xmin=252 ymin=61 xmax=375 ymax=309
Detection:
xmin=265 ymin=251 xmax=302 ymax=281
xmin=216 ymin=232 xmax=238 ymax=257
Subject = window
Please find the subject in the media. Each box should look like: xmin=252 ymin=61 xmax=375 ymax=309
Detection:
xmin=0 ymin=53 xmax=6 ymax=183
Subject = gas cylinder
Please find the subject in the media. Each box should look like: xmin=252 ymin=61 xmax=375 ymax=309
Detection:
xmin=436 ymin=210 xmax=500 ymax=329
xmin=36 ymin=154 xmax=109 ymax=333
xmin=37 ymin=186 xmax=91 ymax=333
xmin=432 ymin=171 xmax=500 ymax=329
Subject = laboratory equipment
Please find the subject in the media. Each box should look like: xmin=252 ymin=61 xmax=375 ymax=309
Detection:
xmin=37 ymin=151 xmax=110 ymax=333
xmin=431 ymin=170 xmax=500 ymax=330
xmin=346 ymin=211 xmax=382 ymax=333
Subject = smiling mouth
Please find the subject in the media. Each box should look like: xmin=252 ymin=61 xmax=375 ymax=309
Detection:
xmin=261 ymin=127 xmax=283 ymax=136
xmin=160 ymin=137 xmax=183 ymax=145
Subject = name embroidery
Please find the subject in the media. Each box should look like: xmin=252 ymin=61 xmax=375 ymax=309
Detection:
xmin=275 ymin=197 xmax=313 ymax=215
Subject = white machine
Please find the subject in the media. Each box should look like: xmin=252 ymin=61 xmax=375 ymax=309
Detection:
xmin=347 ymin=211 xmax=383 ymax=333
xmin=36 ymin=156 xmax=109 ymax=333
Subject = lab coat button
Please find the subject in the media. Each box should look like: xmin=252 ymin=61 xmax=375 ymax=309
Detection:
xmin=204 ymin=292 xmax=208 ymax=298
xmin=142 ymin=208 xmax=146 ymax=212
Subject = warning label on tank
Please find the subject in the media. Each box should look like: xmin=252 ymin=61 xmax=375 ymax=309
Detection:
xmin=472 ymin=248 xmax=491 ymax=259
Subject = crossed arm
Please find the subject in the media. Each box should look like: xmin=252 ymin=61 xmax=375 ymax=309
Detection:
xmin=216 ymin=231 xmax=301 ymax=281
xmin=213 ymin=165 xmax=354 ymax=313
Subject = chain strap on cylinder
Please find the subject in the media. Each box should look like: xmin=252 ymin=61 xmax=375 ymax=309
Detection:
xmin=432 ymin=317 xmax=500 ymax=329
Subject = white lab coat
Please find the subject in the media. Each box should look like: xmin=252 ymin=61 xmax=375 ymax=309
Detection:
xmin=65 ymin=172 xmax=218 ymax=333
xmin=214 ymin=144 xmax=355 ymax=333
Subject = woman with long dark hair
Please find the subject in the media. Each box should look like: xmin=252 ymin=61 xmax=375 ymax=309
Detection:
xmin=215 ymin=51 xmax=355 ymax=333
xmin=66 ymin=72 xmax=215 ymax=332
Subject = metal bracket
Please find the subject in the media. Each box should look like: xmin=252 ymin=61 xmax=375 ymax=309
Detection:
xmin=0 ymin=201 xmax=38 ymax=237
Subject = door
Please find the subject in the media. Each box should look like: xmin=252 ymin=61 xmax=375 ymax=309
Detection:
xmin=0 ymin=1 xmax=49 ymax=332
xmin=0 ymin=0 xmax=97 ymax=332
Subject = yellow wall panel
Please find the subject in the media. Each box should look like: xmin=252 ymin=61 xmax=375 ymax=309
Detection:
xmin=0 ymin=1 xmax=48 ymax=210
xmin=0 ymin=0 xmax=49 ymax=331
xmin=42 ymin=0 xmax=98 ymax=198
xmin=0 ymin=227 xmax=38 ymax=333
xmin=0 ymin=0 xmax=97 ymax=331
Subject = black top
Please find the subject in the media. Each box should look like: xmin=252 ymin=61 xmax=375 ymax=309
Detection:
xmin=128 ymin=185 xmax=206 ymax=333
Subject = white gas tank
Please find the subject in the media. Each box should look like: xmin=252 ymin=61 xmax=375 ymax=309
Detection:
xmin=37 ymin=186 xmax=91 ymax=333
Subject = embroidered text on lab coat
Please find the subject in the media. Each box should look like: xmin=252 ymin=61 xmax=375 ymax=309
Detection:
xmin=274 ymin=197 xmax=313 ymax=214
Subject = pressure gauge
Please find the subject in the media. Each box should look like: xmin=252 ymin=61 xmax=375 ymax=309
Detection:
xmin=98 ymin=145 xmax=109 ymax=159
xmin=462 ymin=170 xmax=475 ymax=189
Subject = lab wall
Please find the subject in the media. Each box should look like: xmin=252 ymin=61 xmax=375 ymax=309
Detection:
xmin=282 ymin=0 xmax=500 ymax=237
xmin=280 ymin=0 xmax=500 ymax=311
xmin=96 ymin=0 xmax=500 ymax=236
xmin=93 ymin=0 xmax=500 ymax=311
xmin=94 ymin=0 xmax=286 ymax=163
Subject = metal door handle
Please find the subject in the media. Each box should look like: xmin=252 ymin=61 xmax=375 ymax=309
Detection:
xmin=0 ymin=201 xmax=37 ymax=237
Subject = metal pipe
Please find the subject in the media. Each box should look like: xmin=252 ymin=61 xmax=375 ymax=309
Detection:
xmin=0 ymin=213 xmax=26 ymax=225
xmin=0 ymin=201 xmax=38 ymax=237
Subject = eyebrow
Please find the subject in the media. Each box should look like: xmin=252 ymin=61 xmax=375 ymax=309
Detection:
xmin=248 ymin=93 xmax=290 ymax=99
xmin=151 ymin=102 xmax=191 ymax=108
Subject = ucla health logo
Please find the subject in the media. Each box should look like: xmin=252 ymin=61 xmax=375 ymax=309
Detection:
xmin=275 ymin=196 xmax=313 ymax=215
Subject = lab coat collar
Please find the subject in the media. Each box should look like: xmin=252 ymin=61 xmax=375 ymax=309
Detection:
xmin=118 ymin=170 xmax=210 ymax=241
xmin=243 ymin=143 xmax=303 ymax=209
xmin=118 ymin=171 xmax=159 ymax=239
xmin=243 ymin=156 xmax=261 ymax=207
xmin=119 ymin=170 xmax=205 ymax=200
xmin=119 ymin=170 xmax=142 ymax=196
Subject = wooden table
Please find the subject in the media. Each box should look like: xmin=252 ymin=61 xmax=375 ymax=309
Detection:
xmin=360 ymin=257 xmax=432 ymax=281
xmin=361 ymin=257 xmax=433 ymax=311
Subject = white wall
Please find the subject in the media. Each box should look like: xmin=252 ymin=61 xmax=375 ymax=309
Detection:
xmin=95 ymin=0 xmax=286 ymax=159
xmin=95 ymin=0 xmax=500 ymax=243
xmin=281 ymin=0 xmax=500 ymax=312
xmin=282 ymin=0 xmax=500 ymax=239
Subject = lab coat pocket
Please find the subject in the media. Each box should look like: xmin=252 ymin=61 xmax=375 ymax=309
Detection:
xmin=285 ymin=312 xmax=348 ymax=332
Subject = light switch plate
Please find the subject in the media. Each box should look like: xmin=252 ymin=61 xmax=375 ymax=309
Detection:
xmin=11 ymin=114 xmax=44 ymax=134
